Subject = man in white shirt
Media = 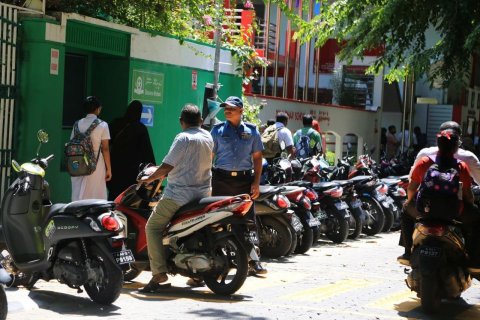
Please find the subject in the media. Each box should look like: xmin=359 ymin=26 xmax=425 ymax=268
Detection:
xmin=274 ymin=112 xmax=295 ymax=159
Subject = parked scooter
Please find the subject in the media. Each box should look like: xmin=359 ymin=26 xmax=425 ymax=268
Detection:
xmin=255 ymin=185 xmax=297 ymax=258
xmin=116 ymin=165 xmax=254 ymax=295
xmin=404 ymin=219 xmax=475 ymax=313
xmin=0 ymin=130 xmax=127 ymax=305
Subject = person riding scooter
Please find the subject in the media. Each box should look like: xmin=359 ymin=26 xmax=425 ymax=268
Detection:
xmin=138 ymin=104 xmax=214 ymax=293
xmin=399 ymin=128 xmax=480 ymax=274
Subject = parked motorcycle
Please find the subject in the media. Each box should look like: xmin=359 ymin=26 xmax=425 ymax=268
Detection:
xmin=311 ymin=182 xmax=350 ymax=244
xmin=255 ymin=185 xmax=297 ymax=258
xmin=404 ymin=219 xmax=474 ymax=313
xmin=0 ymin=130 xmax=127 ymax=305
xmin=279 ymin=183 xmax=317 ymax=254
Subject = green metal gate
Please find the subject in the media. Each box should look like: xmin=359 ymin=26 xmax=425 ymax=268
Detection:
xmin=0 ymin=3 xmax=18 ymax=199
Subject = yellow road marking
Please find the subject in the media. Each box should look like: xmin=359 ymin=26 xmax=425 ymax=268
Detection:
xmin=281 ymin=278 xmax=378 ymax=302
xmin=367 ymin=289 xmax=418 ymax=311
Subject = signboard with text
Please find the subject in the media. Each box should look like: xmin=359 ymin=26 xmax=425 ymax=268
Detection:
xmin=131 ymin=70 xmax=164 ymax=104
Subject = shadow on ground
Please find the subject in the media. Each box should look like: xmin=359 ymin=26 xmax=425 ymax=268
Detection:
xmin=395 ymin=296 xmax=480 ymax=320
xmin=123 ymin=281 xmax=253 ymax=303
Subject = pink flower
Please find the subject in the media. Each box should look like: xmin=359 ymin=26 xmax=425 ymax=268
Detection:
xmin=244 ymin=1 xmax=254 ymax=9
xmin=203 ymin=15 xmax=213 ymax=26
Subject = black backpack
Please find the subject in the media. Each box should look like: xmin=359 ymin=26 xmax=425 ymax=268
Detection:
xmin=415 ymin=156 xmax=461 ymax=220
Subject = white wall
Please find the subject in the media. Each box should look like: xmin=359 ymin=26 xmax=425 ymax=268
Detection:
xmin=247 ymin=95 xmax=381 ymax=159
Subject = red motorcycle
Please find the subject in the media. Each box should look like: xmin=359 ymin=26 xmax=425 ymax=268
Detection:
xmin=114 ymin=165 xmax=255 ymax=295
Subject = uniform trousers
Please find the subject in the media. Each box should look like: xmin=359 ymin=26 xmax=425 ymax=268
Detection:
xmin=212 ymin=169 xmax=260 ymax=261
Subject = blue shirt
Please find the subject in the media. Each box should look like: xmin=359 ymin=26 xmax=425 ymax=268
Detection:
xmin=211 ymin=121 xmax=264 ymax=171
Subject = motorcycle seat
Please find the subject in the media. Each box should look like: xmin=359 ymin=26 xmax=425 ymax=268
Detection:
xmin=349 ymin=175 xmax=373 ymax=183
xmin=47 ymin=199 xmax=115 ymax=220
xmin=312 ymin=181 xmax=338 ymax=192
xmin=380 ymin=178 xmax=401 ymax=185
xmin=255 ymin=185 xmax=285 ymax=201
xmin=174 ymin=196 xmax=232 ymax=216
xmin=281 ymin=181 xmax=313 ymax=188
xmin=332 ymin=180 xmax=353 ymax=187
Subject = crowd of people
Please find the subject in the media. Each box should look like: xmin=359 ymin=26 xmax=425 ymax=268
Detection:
xmin=381 ymin=123 xmax=428 ymax=160
xmin=70 ymin=95 xmax=480 ymax=291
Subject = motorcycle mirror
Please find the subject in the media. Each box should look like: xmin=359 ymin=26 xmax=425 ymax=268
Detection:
xmin=347 ymin=142 xmax=352 ymax=150
xmin=36 ymin=129 xmax=49 ymax=157
xmin=37 ymin=130 xmax=49 ymax=143
xmin=11 ymin=160 xmax=21 ymax=172
xmin=280 ymin=140 xmax=286 ymax=151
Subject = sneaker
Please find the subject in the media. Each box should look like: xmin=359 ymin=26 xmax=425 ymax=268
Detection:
xmin=397 ymin=253 xmax=411 ymax=266
xmin=186 ymin=278 xmax=205 ymax=287
xmin=249 ymin=261 xmax=268 ymax=275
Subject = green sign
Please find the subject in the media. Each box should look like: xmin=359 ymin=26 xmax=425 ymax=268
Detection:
xmin=132 ymin=70 xmax=164 ymax=103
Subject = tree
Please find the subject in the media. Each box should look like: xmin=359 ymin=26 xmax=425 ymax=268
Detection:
xmin=272 ymin=0 xmax=480 ymax=87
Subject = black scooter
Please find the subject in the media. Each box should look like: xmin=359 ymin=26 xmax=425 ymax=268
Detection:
xmin=0 ymin=130 xmax=129 ymax=305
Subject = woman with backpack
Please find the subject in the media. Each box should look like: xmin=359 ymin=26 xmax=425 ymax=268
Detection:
xmin=398 ymin=129 xmax=477 ymax=269
xmin=70 ymin=96 xmax=111 ymax=201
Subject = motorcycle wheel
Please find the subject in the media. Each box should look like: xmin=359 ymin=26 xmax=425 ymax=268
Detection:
xmin=361 ymin=197 xmax=385 ymax=236
xmin=0 ymin=285 xmax=7 ymax=320
xmin=258 ymin=216 xmax=293 ymax=258
xmin=324 ymin=210 xmax=349 ymax=244
xmin=123 ymin=264 xmax=142 ymax=282
xmin=294 ymin=220 xmax=313 ymax=254
xmin=381 ymin=205 xmax=395 ymax=232
xmin=347 ymin=211 xmax=363 ymax=240
xmin=84 ymin=244 xmax=123 ymax=305
xmin=284 ymin=223 xmax=298 ymax=257
xmin=204 ymin=237 xmax=248 ymax=295
xmin=420 ymin=275 xmax=440 ymax=313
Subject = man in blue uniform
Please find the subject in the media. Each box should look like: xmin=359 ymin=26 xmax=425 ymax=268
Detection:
xmin=212 ymin=96 xmax=266 ymax=272
xmin=186 ymin=96 xmax=266 ymax=287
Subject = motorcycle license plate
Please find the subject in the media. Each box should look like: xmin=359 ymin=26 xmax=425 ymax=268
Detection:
xmin=245 ymin=231 xmax=259 ymax=244
xmin=315 ymin=210 xmax=328 ymax=220
xmin=334 ymin=201 xmax=349 ymax=210
xmin=375 ymin=193 xmax=386 ymax=201
xmin=419 ymin=247 xmax=442 ymax=258
xmin=113 ymin=249 xmax=135 ymax=265
xmin=292 ymin=215 xmax=303 ymax=232
xmin=350 ymin=199 xmax=362 ymax=208
xmin=381 ymin=201 xmax=390 ymax=208
xmin=308 ymin=217 xmax=320 ymax=227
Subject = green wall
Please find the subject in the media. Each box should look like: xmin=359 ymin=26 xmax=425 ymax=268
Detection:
xmin=17 ymin=19 xmax=67 ymax=202
xmin=128 ymin=59 xmax=240 ymax=165
xmin=16 ymin=18 xmax=242 ymax=203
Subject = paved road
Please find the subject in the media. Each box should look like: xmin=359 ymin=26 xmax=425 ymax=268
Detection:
xmin=5 ymin=232 xmax=480 ymax=320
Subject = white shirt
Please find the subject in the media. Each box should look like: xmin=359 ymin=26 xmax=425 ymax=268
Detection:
xmin=70 ymin=114 xmax=111 ymax=201
xmin=410 ymin=146 xmax=480 ymax=184
xmin=275 ymin=122 xmax=294 ymax=148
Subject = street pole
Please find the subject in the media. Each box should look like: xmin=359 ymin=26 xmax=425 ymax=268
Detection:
xmin=213 ymin=0 xmax=222 ymax=99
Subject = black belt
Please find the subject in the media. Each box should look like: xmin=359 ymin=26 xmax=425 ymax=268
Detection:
xmin=213 ymin=168 xmax=253 ymax=177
